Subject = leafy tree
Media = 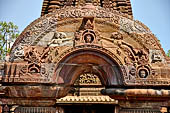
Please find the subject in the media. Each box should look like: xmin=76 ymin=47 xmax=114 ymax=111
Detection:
xmin=167 ymin=50 xmax=170 ymax=57
xmin=0 ymin=21 xmax=19 ymax=60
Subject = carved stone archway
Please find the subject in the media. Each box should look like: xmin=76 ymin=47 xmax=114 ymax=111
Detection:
xmin=1 ymin=1 xmax=170 ymax=113
xmin=55 ymin=49 xmax=124 ymax=86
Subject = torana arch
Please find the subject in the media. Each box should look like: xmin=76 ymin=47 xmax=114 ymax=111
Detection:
xmin=0 ymin=1 xmax=170 ymax=113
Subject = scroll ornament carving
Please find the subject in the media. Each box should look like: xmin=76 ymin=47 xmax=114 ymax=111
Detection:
xmin=10 ymin=44 xmax=26 ymax=61
xmin=130 ymin=33 xmax=160 ymax=50
xmin=120 ymin=18 xmax=150 ymax=34
xmin=110 ymin=32 xmax=152 ymax=84
xmin=19 ymin=46 xmax=58 ymax=78
xmin=111 ymin=32 xmax=149 ymax=66
xmin=11 ymin=6 xmax=149 ymax=58
xmin=11 ymin=15 xmax=58 ymax=57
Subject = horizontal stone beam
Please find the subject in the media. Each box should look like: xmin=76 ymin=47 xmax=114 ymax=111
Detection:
xmin=101 ymin=88 xmax=170 ymax=101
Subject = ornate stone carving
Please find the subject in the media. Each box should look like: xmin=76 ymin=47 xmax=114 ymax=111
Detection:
xmin=130 ymin=33 xmax=160 ymax=50
xmin=40 ymin=63 xmax=55 ymax=79
xmin=1 ymin=3 xmax=170 ymax=106
xmin=103 ymin=0 xmax=110 ymax=8
xmin=138 ymin=68 xmax=149 ymax=78
xmin=124 ymin=64 xmax=136 ymax=84
xmin=11 ymin=6 xmax=150 ymax=56
xmin=2 ymin=2 xmax=170 ymax=111
xmin=111 ymin=32 xmax=149 ymax=66
xmin=129 ymin=65 xmax=136 ymax=81
xmin=48 ymin=32 xmax=73 ymax=47
xmin=13 ymin=45 xmax=25 ymax=58
xmin=75 ymin=73 xmax=102 ymax=85
xmin=15 ymin=107 xmax=56 ymax=113
xmin=37 ymin=32 xmax=55 ymax=46
xmin=0 ymin=63 xmax=4 ymax=77
xmin=24 ymin=46 xmax=59 ymax=63
xmin=120 ymin=18 xmax=149 ymax=34
xmin=110 ymin=31 xmax=123 ymax=47
xmin=149 ymin=50 xmax=165 ymax=63
xmin=11 ymin=15 xmax=58 ymax=53
xmin=14 ymin=46 xmax=58 ymax=81
xmin=84 ymin=19 xmax=94 ymax=30
xmin=9 ymin=44 xmax=26 ymax=61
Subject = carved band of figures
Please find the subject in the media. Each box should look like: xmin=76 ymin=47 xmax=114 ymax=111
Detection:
xmin=11 ymin=6 xmax=150 ymax=55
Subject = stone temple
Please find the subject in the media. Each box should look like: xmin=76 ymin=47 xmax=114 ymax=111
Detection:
xmin=0 ymin=0 xmax=170 ymax=113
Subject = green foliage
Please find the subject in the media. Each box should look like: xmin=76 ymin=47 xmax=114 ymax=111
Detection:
xmin=0 ymin=21 xmax=19 ymax=60
xmin=167 ymin=50 xmax=170 ymax=57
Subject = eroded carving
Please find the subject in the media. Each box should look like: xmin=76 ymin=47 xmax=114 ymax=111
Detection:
xmin=48 ymin=32 xmax=73 ymax=47
xmin=130 ymin=33 xmax=160 ymax=50
xmin=149 ymin=50 xmax=165 ymax=63
xmin=125 ymin=64 xmax=136 ymax=84
xmin=0 ymin=63 xmax=4 ymax=76
xmin=120 ymin=18 xmax=149 ymax=33
xmin=40 ymin=63 xmax=55 ymax=79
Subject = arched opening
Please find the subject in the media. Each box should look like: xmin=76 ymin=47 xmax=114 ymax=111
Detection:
xmin=54 ymin=49 xmax=124 ymax=113
xmin=55 ymin=50 xmax=124 ymax=87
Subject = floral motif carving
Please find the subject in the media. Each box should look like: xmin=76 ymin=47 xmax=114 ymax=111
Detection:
xmin=16 ymin=46 xmax=59 ymax=81
xmin=75 ymin=73 xmax=102 ymax=85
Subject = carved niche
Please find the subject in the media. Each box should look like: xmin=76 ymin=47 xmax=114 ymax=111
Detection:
xmin=137 ymin=66 xmax=150 ymax=79
xmin=149 ymin=50 xmax=165 ymax=63
xmin=74 ymin=17 xmax=101 ymax=46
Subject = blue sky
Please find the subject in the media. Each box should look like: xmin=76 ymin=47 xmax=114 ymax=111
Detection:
xmin=0 ymin=0 xmax=170 ymax=53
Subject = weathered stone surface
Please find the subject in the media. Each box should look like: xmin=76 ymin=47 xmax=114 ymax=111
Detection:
xmin=0 ymin=0 xmax=170 ymax=112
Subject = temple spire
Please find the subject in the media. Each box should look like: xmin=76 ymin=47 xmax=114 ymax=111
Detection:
xmin=41 ymin=0 xmax=133 ymax=18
